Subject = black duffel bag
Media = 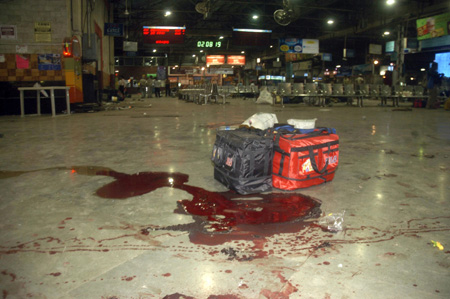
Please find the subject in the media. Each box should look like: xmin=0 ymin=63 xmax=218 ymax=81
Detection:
xmin=211 ymin=127 xmax=273 ymax=194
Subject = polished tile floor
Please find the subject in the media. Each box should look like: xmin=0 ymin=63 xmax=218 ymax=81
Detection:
xmin=0 ymin=96 xmax=449 ymax=299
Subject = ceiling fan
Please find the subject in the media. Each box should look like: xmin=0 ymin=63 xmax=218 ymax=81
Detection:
xmin=195 ymin=0 xmax=211 ymax=19
xmin=274 ymin=0 xmax=294 ymax=26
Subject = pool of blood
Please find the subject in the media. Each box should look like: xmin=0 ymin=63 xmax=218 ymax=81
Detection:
xmin=71 ymin=167 xmax=321 ymax=236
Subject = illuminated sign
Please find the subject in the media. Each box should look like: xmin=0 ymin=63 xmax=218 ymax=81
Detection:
xmin=206 ymin=55 xmax=225 ymax=65
xmin=143 ymin=26 xmax=185 ymax=44
xmin=197 ymin=40 xmax=222 ymax=48
xmin=227 ymin=55 xmax=245 ymax=65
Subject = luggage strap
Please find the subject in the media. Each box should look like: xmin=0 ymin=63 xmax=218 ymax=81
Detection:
xmin=276 ymin=141 xmax=338 ymax=176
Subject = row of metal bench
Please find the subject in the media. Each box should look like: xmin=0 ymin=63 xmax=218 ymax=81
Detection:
xmin=179 ymin=83 xmax=446 ymax=107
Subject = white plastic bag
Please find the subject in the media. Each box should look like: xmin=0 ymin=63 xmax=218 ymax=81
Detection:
xmin=242 ymin=112 xmax=278 ymax=130
xmin=255 ymin=87 xmax=273 ymax=104
xmin=287 ymin=118 xmax=317 ymax=129
xmin=318 ymin=211 xmax=345 ymax=232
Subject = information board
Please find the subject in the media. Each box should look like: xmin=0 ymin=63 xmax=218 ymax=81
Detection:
xmin=143 ymin=26 xmax=186 ymax=44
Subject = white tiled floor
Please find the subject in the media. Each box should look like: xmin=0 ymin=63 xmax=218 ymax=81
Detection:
xmin=0 ymin=96 xmax=449 ymax=298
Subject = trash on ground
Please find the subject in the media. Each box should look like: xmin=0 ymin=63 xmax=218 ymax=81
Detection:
xmin=318 ymin=211 xmax=345 ymax=232
xmin=241 ymin=112 xmax=278 ymax=130
xmin=431 ymin=240 xmax=444 ymax=251
xmin=255 ymin=87 xmax=273 ymax=104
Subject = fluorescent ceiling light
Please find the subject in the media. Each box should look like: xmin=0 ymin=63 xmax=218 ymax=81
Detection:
xmin=327 ymin=20 xmax=334 ymax=24
xmin=233 ymin=28 xmax=272 ymax=33
xmin=252 ymin=15 xmax=259 ymax=19
xmin=144 ymin=26 xmax=186 ymax=30
xmin=164 ymin=11 xmax=171 ymax=17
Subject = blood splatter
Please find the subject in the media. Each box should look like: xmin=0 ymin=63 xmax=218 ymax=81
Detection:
xmin=1 ymin=270 xmax=16 ymax=282
xmin=163 ymin=293 xmax=195 ymax=299
xmin=120 ymin=275 xmax=136 ymax=281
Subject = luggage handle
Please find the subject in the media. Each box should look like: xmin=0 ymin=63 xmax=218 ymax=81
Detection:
xmin=308 ymin=146 xmax=328 ymax=174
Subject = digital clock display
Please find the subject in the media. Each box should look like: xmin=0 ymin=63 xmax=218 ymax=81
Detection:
xmin=197 ymin=40 xmax=222 ymax=48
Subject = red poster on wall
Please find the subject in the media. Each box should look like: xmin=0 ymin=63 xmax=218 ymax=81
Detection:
xmin=16 ymin=54 xmax=29 ymax=69
xmin=206 ymin=55 xmax=225 ymax=65
xmin=227 ymin=55 xmax=246 ymax=65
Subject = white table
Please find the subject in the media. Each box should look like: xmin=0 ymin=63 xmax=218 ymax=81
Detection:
xmin=18 ymin=86 xmax=71 ymax=117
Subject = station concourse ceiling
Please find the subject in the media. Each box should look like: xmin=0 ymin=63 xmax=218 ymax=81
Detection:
xmin=110 ymin=0 xmax=449 ymax=63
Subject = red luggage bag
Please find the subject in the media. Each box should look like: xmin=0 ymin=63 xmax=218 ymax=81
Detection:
xmin=272 ymin=128 xmax=339 ymax=190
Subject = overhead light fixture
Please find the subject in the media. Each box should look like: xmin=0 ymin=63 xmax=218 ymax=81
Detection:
xmin=233 ymin=28 xmax=272 ymax=33
xmin=384 ymin=31 xmax=390 ymax=35
xmin=152 ymin=49 xmax=157 ymax=53
xmin=145 ymin=26 xmax=186 ymax=30
xmin=192 ymin=54 xmax=196 ymax=57
xmin=386 ymin=0 xmax=395 ymax=5
xmin=327 ymin=19 xmax=334 ymax=24
xmin=373 ymin=59 xmax=379 ymax=65
xmin=336 ymin=65 xmax=341 ymax=68
xmin=124 ymin=0 xmax=130 ymax=15
xmin=200 ymin=50 xmax=204 ymax=53
xmin=252 ymin=15 xmax=259 ymax=20
xmin=219 ymin=36 xmax=224 ymax=39
xmin=270 ymin=45 xmax=273 ymax=48
xmin=257 ymin=58 xmax=261 ymax=63
xmin=164 ymin=11 xmax=172 ymax=17
xmin=241 ymin=51 xmax=245 ymax=54
xmin=420 ymin=68 xmax=426 ymax=72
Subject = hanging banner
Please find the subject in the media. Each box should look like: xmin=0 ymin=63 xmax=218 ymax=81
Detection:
xmin=279 ymin=38 xmax=303 ymax=53
xmin=416 ymin=12 xmax=450 ymax=40
xmin=369 ymin=43 xmax=382 ymax=54
xmin=279 ymin=38 xmax=319 ymax=53
xmin=302 ymin=39 xmax=319 ymax=54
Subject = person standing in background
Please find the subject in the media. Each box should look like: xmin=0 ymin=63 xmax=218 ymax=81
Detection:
xmin=426 ymin=62 xmax=442 ymax=109
xmin=139 ymin=75 xmax=147 ymax=99
xmin=118 ymin=76 xmax=127 ymax=101
xmin=154 ymin=79 xmax=161 ymax=97
xmin=165 ymin=78 xmax=171 ymax=97
xmin=147 ymin=76 xmax=154 ymax=98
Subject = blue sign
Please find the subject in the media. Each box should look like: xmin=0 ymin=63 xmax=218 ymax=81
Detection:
xmin=322 ymin=53 xmax=332 ymax=61
xmin=38 ymin=54 xmax=61 ymax=70
xmin=279 ymin=38 xmax=303 ymax=53
xmin=104 ymin=23 xmax=124 ymax=37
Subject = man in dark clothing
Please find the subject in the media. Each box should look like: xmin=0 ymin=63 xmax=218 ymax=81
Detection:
xmin=426 ymin=62 xmax=443 ymax=109
xmin=165 ymin=78 xmax=171 ymax=97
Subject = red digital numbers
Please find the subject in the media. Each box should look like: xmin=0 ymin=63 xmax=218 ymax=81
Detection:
xmin=143 ymin=27 xmax=185 ymax=44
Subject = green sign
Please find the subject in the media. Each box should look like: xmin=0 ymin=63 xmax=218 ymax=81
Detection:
xmin=416 ymin=12 xmax=450 ymax=40
xmin=197 ymin=40 xmax=222 ymax=48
